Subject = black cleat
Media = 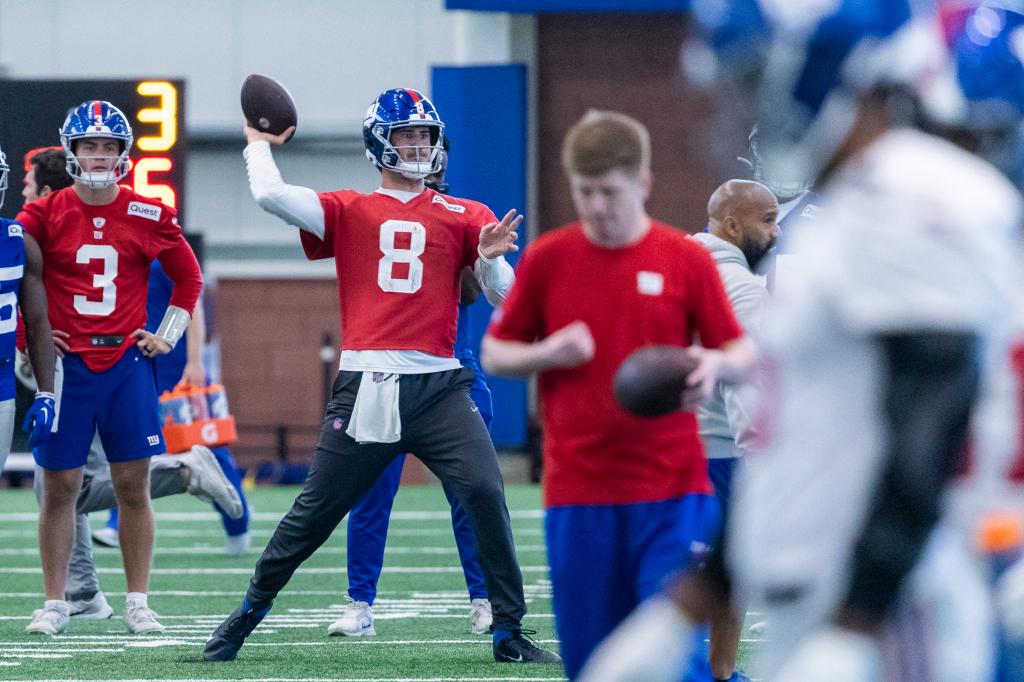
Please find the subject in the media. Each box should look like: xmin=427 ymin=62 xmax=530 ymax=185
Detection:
xmin=493 ymin=629 xmax=562 ymax=664
xmin=202 ymin=600 xmax=271 ymax=662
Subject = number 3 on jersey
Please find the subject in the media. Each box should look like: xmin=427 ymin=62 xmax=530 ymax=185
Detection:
xmin=74 ymin=244 xmax=118 ymax=316
xmin=378 ymin=220 xmax=425 ymax=294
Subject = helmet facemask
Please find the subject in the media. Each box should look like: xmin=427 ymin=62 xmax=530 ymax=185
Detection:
xmin=63 ymin=135 xmax=132 ymax=189
xmin=0 ymin=149 xmax=8 ymax=209
xmin=371 ymin=122 xmax=445 ymax=181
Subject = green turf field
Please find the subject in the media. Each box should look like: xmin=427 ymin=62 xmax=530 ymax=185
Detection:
xmin=0 ymin=483 xmax=758 ymax=681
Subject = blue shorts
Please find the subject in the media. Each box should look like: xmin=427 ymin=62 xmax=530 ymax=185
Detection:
xmin=545 ymin=494 xmax=720 ymax=679
xmin=707 ymin=457 xmax=739 ymax=510
xmin=35 ymin=348 xmax=165 ymax=471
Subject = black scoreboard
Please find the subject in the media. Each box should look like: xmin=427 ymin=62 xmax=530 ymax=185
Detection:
xmin=0 ymin=79 xmax=186 ymax=220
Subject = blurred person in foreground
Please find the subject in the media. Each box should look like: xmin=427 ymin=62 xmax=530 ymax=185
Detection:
xmin=580 ymin=1 xmax=1021 ymax=680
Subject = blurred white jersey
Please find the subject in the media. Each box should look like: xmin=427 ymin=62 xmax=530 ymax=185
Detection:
xmin=728 ymin=127 xmax=1021 ymax=676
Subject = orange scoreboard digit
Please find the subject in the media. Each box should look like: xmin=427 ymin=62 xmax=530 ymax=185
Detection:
xmin=0 ymin=78 xmax=186 ymax=220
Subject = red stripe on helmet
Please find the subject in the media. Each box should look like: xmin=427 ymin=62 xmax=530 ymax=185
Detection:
xmin=406 ymin=89 xmax=421 ymax=103
xmin=92 ymin=100 xmax=103 ymax=119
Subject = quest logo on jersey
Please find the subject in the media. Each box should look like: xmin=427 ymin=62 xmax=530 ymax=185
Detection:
xmin=432 ymin=195 xmax=465 ymax=214
xmin=127 ymin=201 xmax=163 ymax=222
xmin=7 ymin=224 xmax=23 ymax=238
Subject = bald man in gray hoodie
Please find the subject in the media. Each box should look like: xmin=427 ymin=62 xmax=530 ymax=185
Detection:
xmin=692 ymin=179 xmax=778 ymax=682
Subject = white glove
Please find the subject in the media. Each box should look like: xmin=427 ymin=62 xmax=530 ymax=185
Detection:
xmin=771 ymin=627 xmax=882 ymax=682
xmin=997 ymin=554 xmax=1024 ymax=640
xmin=577 ymin=596 xmax=696 ymax=682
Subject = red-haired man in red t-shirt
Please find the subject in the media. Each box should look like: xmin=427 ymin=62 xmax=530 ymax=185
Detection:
xmin=482 ymin=110 xmax=755 ymax=680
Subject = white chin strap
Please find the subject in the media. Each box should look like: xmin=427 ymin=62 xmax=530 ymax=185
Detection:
xmin=78 ymin=171 xmax=118 ymax=189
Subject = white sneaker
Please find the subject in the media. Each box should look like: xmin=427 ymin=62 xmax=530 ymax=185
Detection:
xmin=26 ymin=600 xmax=70 ymax=635
xmin=225 ymin=532 xmax=251 ymax=557
xmin=92 ymin=526 xmax=120 ymax=548
xmin=182 ymin=445 xmax=244 ymax=519
xmin=469 ymin=598 xmax=492 ymax=635
xmin=327 ymin=600 xmax=375 ymax=636
xmin=68 ymin=591 xmax=114 ymax=620
xmin=125 ymin=598 xmax=165 ymax=634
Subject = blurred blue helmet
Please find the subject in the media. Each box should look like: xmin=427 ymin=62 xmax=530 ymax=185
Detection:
xmin=59 ymin=100 xmax=134 ymax=189
xmin=0 ymin=145 xmax=8 ymax=209
xmin=363 ymin=88 xmax=445 ymax=180
xmin=940 ymin=1 xmax=1024 ymax=177
xmin=687 ymin=0 xmax=963 ymax=186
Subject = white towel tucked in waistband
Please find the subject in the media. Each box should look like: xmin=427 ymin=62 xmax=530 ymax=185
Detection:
xmin=346 ymin=372 xmax=401 ymax=444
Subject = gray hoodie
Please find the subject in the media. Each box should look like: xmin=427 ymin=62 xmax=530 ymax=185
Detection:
xmin=692 ymin=232 xmax=768 ymax=459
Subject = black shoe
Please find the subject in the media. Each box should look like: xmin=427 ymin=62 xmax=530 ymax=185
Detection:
xmin=202 ymin=600 xmax=271 ymax=662
xmin=493 ymin=629 xmax=562 ymax=664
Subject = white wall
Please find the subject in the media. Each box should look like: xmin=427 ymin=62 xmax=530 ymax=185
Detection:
xmin=0 ymin=0 xmax=530 ymax=276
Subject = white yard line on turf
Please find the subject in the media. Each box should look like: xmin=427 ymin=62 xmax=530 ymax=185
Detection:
xmin=1 ymin=566 xmax=551 ymax=575
xmin=0 ymin=545 xmax=547 ymax=556
xmin=0 ymin=528 xmax=546 ymax=539
xmin=0 ymin=638 xmax=560 ymax=647
xmin=30 ymin=675 xmax=544 ymax=681
xmin=0 ymin=510 xmax=545 ymax=522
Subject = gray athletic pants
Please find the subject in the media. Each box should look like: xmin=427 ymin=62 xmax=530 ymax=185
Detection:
xmin=246 ymin=368 xmax=527 ymax=630
xmin=0 ymin=398 xmax=15 ymax=474
xmin=33 ymin=432 xmax=188 ymax=600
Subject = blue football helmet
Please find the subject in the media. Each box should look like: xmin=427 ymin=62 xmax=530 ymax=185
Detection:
xmin=0 ymin=145 xmax=8 ymax=209
xmin=688 ymin=0 xmax=963 ymax=187
xmin=59 ymin=100 xmax=134 ymax=189
xmin=940 ymin=2 xmax=1024 ymax=178
xmin=363 ymin=88 xmax=445 ymax=180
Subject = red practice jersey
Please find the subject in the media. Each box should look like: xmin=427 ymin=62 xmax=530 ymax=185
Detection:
xmin=489 ymin=222 xmax=743 ymax=507
xmin=17 ymin=187 xmax=202 ymax=372
xmin=302 ymin=189 xmax=496 ymax=356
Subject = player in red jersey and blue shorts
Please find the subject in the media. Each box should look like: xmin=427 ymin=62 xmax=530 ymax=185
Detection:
xmin=482 ymin=111 xmax=756 ymax=680
xmin=203 ymin=88 xmax=559 ymax=665
xmin=18 ymin=101 xmax=202 ymax=636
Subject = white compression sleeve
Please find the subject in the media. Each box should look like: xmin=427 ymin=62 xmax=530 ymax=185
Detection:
xmin=243 ymin=140 xmax=325 ymax=238
xmin=473 ymin=247 xmax=515 ymax=306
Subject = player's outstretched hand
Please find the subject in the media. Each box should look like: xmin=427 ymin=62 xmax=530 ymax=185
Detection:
xmin=540 ymin=320 xmax=595 ymax=370
xmin=22 ymin=391 xmax=55 ymax=448
xmin=681 ymin=346 xmax=724 ymax=411
xmin=52 ymin=329 xmax=70 ymax=358
xmin=131 ymin=329 xmax=172 ymax=358
xmin=243 ymin=121 xmax=295 ymax=146
xmin=479 ymin=209 xmax=523 ymax=260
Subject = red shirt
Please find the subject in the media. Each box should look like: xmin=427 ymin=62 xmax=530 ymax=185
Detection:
xmin=302 ymin=189 xmax=496 ymax=356
xmin=489 ymin=222 xmax=742 ymax=507
xmin=17 ymin=187 xmax=202 ymax=372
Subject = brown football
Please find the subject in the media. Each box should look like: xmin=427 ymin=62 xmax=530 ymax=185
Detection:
xmin=613 ymin=346 xmax=698 ymax=417
xmin=241 ymin=73 xmax=297 ymax=141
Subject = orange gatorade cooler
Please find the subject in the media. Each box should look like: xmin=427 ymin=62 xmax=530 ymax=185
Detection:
xmin=160 ymin=384 xmax=238 ymax=454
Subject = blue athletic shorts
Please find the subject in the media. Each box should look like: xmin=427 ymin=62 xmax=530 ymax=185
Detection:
xmin=35 ymin=347 xmax=165 ymax=471
xmin=545 ymin=494 xmax=720 ymax=679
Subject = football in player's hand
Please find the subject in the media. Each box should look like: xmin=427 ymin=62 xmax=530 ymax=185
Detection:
xmin=241 ymin=74 xmax=297 ymax=141
xmin=614 ymin=346 xmax=698 ymax=417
